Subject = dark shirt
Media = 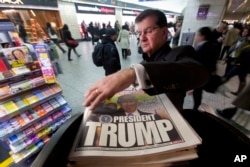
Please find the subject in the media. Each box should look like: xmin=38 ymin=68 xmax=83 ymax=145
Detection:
xmin=140 ymin=42 xmax=209 ymax=111
xmin=194 ymin=41 xmax=217 ymax=73
xmin=18 ymin=25 xmax=27 ymax=37
xmin=100 ymin=28 xmax=106 ymax=39
xmin=211 ymin=29 xmax=223 ymax=58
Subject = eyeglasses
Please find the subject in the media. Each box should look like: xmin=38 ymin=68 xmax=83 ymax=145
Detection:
xmin=136 ymin=26 xmax=160 ymax=37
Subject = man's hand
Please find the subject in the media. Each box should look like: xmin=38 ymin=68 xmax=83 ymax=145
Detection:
xmin=84 ymin=68 xmax=136 ymax=110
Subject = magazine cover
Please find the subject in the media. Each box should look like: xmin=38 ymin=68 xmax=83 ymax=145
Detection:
xmin=69 ymin=89 xmax=201 ymax=164
xmin=2 ymin=46 xmax=34 ymax=68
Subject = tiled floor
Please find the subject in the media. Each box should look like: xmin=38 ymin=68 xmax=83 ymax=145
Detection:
xmin=54 ymin=37 xmax=249 ymax=136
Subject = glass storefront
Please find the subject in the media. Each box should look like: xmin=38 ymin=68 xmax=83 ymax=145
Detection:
xmin=0 ymin=9 xmax=63 ymax=43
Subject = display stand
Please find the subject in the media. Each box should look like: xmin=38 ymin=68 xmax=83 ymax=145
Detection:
xmin=0 ymin=19 xmax=19 ymax=48
xmin=0 ymin=44 xmax=71 ymax=166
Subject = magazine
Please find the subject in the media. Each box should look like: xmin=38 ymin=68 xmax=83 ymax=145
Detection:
xmin=1 ymin=46 xmax=34 ymax=69
xmin=68 ymin=89 xmax=201 ymax=166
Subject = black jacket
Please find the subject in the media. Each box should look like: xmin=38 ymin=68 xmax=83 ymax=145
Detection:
xmin=194 ymin=41 xmax=218 ymax=73
xmin=140 ymin=42 xmax=209 ymax=111
xmin=62 ymin=28 xmax=75 ymax=48
xmin=102 ymin=38 xmax=121 ymax=76
xmin=62 ymin=29 xmax=73 ymax=41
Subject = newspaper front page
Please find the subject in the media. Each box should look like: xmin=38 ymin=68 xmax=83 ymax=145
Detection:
xmin=68 ymin=90 xmax=201 ymax=166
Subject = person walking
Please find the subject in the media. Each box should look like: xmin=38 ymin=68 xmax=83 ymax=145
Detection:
xmin=223 ymin=27 xmax=250 ymax=75
xmin=219 ymin=22 xmax=242 ymax=60
xmin=46 ymin=22 xmax=66 ymax=54
xmin=101 ymin=28 xmax=121 ymax=76
xmin=81 ymin=20 xmax=89 ymax=40
xmin=192 ymin=27 xmax=218 ymax=110
xmin=88 ymin=22 xmax=95 ymax=45
xmin=17 ymin=21 xmax=27 ymax=43
xmin=100 ymin=23 xmax=106 ymax=40
xmin=210 ymin=21 xmax=228 ymax=60
xmin=62 ymin=24 xmax=81 ymax=61
xmin=114 ymin=20 xmax=120 ymax=36
xmin=117 ymin=25 xmax=130 ymax=59
xmin=171 ymin=22 xmax=182 ymax=48
xmin=93 ymin=22 xmax=100 ymax=44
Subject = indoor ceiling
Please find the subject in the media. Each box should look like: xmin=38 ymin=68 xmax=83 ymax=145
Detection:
xmin=225 ymin=0 xmax=250 ymax=20
xmin=119 ymin=0 xmax=250 ymax=20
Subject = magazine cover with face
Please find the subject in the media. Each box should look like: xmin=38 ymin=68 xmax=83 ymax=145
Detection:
xmin=1 ymin=46 xmax=36 ymax=69
xmin=68 ymin=89 xmax=201 ymax=166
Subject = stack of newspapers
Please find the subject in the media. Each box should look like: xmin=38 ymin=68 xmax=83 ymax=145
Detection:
xmin=68 ymin=89 xmax=201 ymax=167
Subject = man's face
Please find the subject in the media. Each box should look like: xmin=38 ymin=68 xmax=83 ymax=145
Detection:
xmin=111 ymin=34 xmax=117 ymax=41
xmin=216 ymin=23 xmax=227 ymax=33
xmin=194 ymin=32 xmax=204 ymax=45
xmin=136 ymin=16 xmax=168 ymax=57
xmin=119 ymin=100 xmax=138 ymax=114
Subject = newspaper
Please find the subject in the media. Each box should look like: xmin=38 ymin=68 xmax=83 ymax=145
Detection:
xmin=68 ymin=89 xmax=201 ymax=165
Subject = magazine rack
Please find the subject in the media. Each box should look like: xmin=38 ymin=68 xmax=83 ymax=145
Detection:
xmin=0 ymin=45 xmax=72 ymax=166
xmin=31 ymin=112 xmax=83 ymax=167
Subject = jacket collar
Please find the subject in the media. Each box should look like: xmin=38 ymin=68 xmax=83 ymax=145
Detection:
xmin=142 ymin=42 xmax=172 ymax=62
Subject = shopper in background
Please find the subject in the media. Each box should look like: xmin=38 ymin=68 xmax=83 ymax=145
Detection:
xmin=222 ymin=41 xmax=250 ymax=95
xmin=192 ymin=26 xmax=218 ymax=110
xmin=123 ymin=21 xmax=130 ymax=31
xmin=219 ymin=22 xmax=242 ymax=60
xmin=107 ymin=21 xmax=112 ymax=28
xmin=101 ymin=28 xmax=121 ymax=76
xmin=211 ymin=21 xmax=228 ymax=60
xmin=100 ymin=23 xmax=106 ymax=40
xmin=117 ymin=25 xmax=130 ymax=59
xmin=62 ymin=24 xmax=81 ymax=61
xmin=114 ymin=20 xmax=121 ymax=36
xmin=88 ymin=22 xmax=95 ymax=45
xmin=130 ymin=22 xmax=136 ymax=38
xmin=84 ymin=9 xmax=209 ymax=111
xmin=223 ymin=27 xmax=250 ymax=75
xmin=81 ymin=20 xmax=89 ymax=40
xmin=46 ymin=22 xmax=66 ymax=54
xmin=93 ymin=22 xmax=100 ymax=44
xmin=16 ymin=21 xmax=27 ymax=43
xmin=171 ymin=22 xmax=182 ymax=48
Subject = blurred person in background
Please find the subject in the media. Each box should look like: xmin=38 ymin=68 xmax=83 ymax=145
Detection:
xmin=62 ymin=24 xmax=81 ymax=61
xmin=117 ymin=25 xmax=130 ymax=59
xmin=46 ymin=22 xmax=66 ymax=54
xmin=81 ymin=20 xmax=89 ymax=40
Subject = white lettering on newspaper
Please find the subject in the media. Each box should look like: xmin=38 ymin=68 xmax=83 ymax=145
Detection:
xmin=84 ymin=115 xmax=174 ymax=147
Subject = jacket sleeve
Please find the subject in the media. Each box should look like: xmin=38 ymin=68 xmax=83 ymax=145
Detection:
xmin=141 ymin=57 xmax=209 ymax=95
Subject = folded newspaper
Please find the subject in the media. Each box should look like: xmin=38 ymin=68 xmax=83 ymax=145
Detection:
xmin=68 ymin=89 xmax=201 ymax=167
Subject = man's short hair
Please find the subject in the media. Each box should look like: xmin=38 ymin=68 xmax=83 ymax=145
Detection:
xmin=198 ymin=27 xmax=212 ymax=41
xmin=117 ymin=94 xmax=137 ymax=104
xmin=105 ymin=28 xmax=116 ymax=37
xmin=135 ymin=9 xmax=167 ymax=28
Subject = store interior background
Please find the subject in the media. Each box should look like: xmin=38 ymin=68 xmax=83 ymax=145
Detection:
xmin=0 ymin=0 xmax=188 ymax=45
xmin=1 ymin=0 xmax=250 ymax=45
